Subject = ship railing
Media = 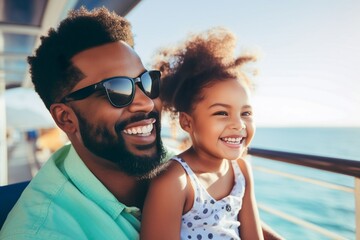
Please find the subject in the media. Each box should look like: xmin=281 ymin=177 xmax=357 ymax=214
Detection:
xmin=248 ymin=148 xmax=360 ymax=240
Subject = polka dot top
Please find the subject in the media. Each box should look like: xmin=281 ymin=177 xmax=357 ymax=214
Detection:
xmin=172 ymin=157 xmax=246 ymax=240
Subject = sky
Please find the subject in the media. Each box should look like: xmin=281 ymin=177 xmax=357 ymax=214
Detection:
xmin=127 ymin=0 xmax=360 ymax=127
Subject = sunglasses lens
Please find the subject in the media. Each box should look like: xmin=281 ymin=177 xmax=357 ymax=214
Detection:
xmin=104 ymin=78 xmax=133 ymax=107
xmin=101 ymin=71 xmax=160 ymax=108
xmin=141 ymin=71 xmax=160 ymax=99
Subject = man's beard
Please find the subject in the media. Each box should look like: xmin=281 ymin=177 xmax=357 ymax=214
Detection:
xmin=74 ymin=110 xmax=166 ymax=179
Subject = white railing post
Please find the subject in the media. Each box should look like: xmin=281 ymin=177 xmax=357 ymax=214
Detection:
xmin=355 ymin=177 xmax=360 ymax=240
xmin=0 ymin=64 xmax=8 ymax=186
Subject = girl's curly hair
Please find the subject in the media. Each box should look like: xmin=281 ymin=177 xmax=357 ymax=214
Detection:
xmin=152 ymin=27 xmax=257 ymax=115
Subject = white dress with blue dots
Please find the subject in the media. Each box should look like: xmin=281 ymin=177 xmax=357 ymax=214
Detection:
xmin=172 ymin=157 xmax=246 ymax=240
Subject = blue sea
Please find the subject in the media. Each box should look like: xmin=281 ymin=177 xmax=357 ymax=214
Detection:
xmin=250 ymin=127 xmax=360 ymax=240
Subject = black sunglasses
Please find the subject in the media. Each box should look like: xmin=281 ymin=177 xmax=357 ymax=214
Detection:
xmin=60 ymin=70 xmax=161 ymax=108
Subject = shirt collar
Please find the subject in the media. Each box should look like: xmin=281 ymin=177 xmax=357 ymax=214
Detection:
xmin=63 ymin=145 xmax=140 ymax=219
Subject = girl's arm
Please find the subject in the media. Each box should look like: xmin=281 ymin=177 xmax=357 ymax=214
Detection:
xmin=140 ymin=161 xmax=189 ymax=240
xmin=237 ymin=158 xmax=264 ymax=240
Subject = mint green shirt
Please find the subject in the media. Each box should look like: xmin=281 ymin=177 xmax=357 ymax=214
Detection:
xmin=0 ymin=144 xmax=172 ymax=240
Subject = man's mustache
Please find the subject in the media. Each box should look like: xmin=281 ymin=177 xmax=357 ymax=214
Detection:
xmin=115 ymin=111 xmax=160 ymax=132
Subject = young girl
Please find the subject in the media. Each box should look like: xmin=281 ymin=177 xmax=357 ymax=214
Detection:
xmin=141 ymin=27 xmax=264 ymax=240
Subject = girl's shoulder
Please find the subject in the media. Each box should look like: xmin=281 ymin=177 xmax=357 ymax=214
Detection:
xmin=150 ymin=156 xmax=189 ymax=189
xmin=235 ymin=158 xmax=253 ymax=181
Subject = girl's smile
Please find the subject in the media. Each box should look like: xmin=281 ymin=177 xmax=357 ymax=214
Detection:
xmin=182 ymin=78 xmax=255 ymax=162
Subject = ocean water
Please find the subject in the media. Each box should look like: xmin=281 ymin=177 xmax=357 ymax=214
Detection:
xmin=250 ymin=127 xmax=360 ymax=240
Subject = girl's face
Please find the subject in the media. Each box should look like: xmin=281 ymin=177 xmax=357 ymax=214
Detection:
xmin=181 ymin=79 xmax=255 ymax=161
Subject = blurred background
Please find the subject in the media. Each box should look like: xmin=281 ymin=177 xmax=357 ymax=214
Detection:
xmin=1 ymin=0 xmax=359 ymax=239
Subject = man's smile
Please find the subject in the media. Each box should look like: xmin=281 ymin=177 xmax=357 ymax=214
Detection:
xmin=122 ymin=118 xmax=156 ymax=136
xmin=123 ymin=122 xmax=154 ymax=136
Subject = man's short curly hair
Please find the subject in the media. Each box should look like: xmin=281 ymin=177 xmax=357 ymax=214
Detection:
xmin=153 ymin=27 xmax=257 ymax=115
xmin=28 ymin=7 xmax=134 ymax=110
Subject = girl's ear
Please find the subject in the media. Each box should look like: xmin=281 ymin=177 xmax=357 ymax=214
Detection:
xmin=179 ymin=112 xmax=193 ymax=134
xmin=49 ymin=103 xmax=78 ymax=134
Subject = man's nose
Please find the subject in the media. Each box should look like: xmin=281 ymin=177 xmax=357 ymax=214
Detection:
xmin=127 ymin=85 xmax=154 ymax=112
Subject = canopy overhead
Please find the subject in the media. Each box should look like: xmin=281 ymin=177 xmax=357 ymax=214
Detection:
xmin=0 ymin=0 xmax=141 ymax=89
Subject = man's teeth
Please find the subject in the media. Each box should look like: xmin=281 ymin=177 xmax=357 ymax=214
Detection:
xmin=123 ymin=123 xmax=153 ymax=136
xmin=222 ymin=137 xmax=242 ymax=144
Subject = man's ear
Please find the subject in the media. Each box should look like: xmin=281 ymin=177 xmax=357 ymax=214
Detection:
xmin=179 ymin=112 xmax=193 ymax=134
xmin=49 ymin=103 xmax=78 ymax=134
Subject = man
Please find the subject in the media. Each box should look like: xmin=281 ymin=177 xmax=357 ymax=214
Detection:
xmin=1 ymin=7 xmax=166 ymax=239
xmin=0 ymin=7 xmax=282 ymax=240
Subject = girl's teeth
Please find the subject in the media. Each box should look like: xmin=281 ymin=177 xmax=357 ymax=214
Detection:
xmin=222 ymin=137 xmax=242 ymax=144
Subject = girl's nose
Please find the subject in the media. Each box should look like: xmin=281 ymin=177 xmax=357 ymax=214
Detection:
xmin=231 ymin=116 xmax=246 ymax=130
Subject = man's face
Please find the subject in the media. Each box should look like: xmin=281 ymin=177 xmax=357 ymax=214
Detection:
xmin=67 ymin=41 xmax=165 ymax=177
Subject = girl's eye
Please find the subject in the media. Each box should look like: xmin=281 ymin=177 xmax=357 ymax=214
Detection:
xmin=242 ymin=111 xmax=252 ymax=117
xmin=214 ymin=111 xmax=228 ymax=116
